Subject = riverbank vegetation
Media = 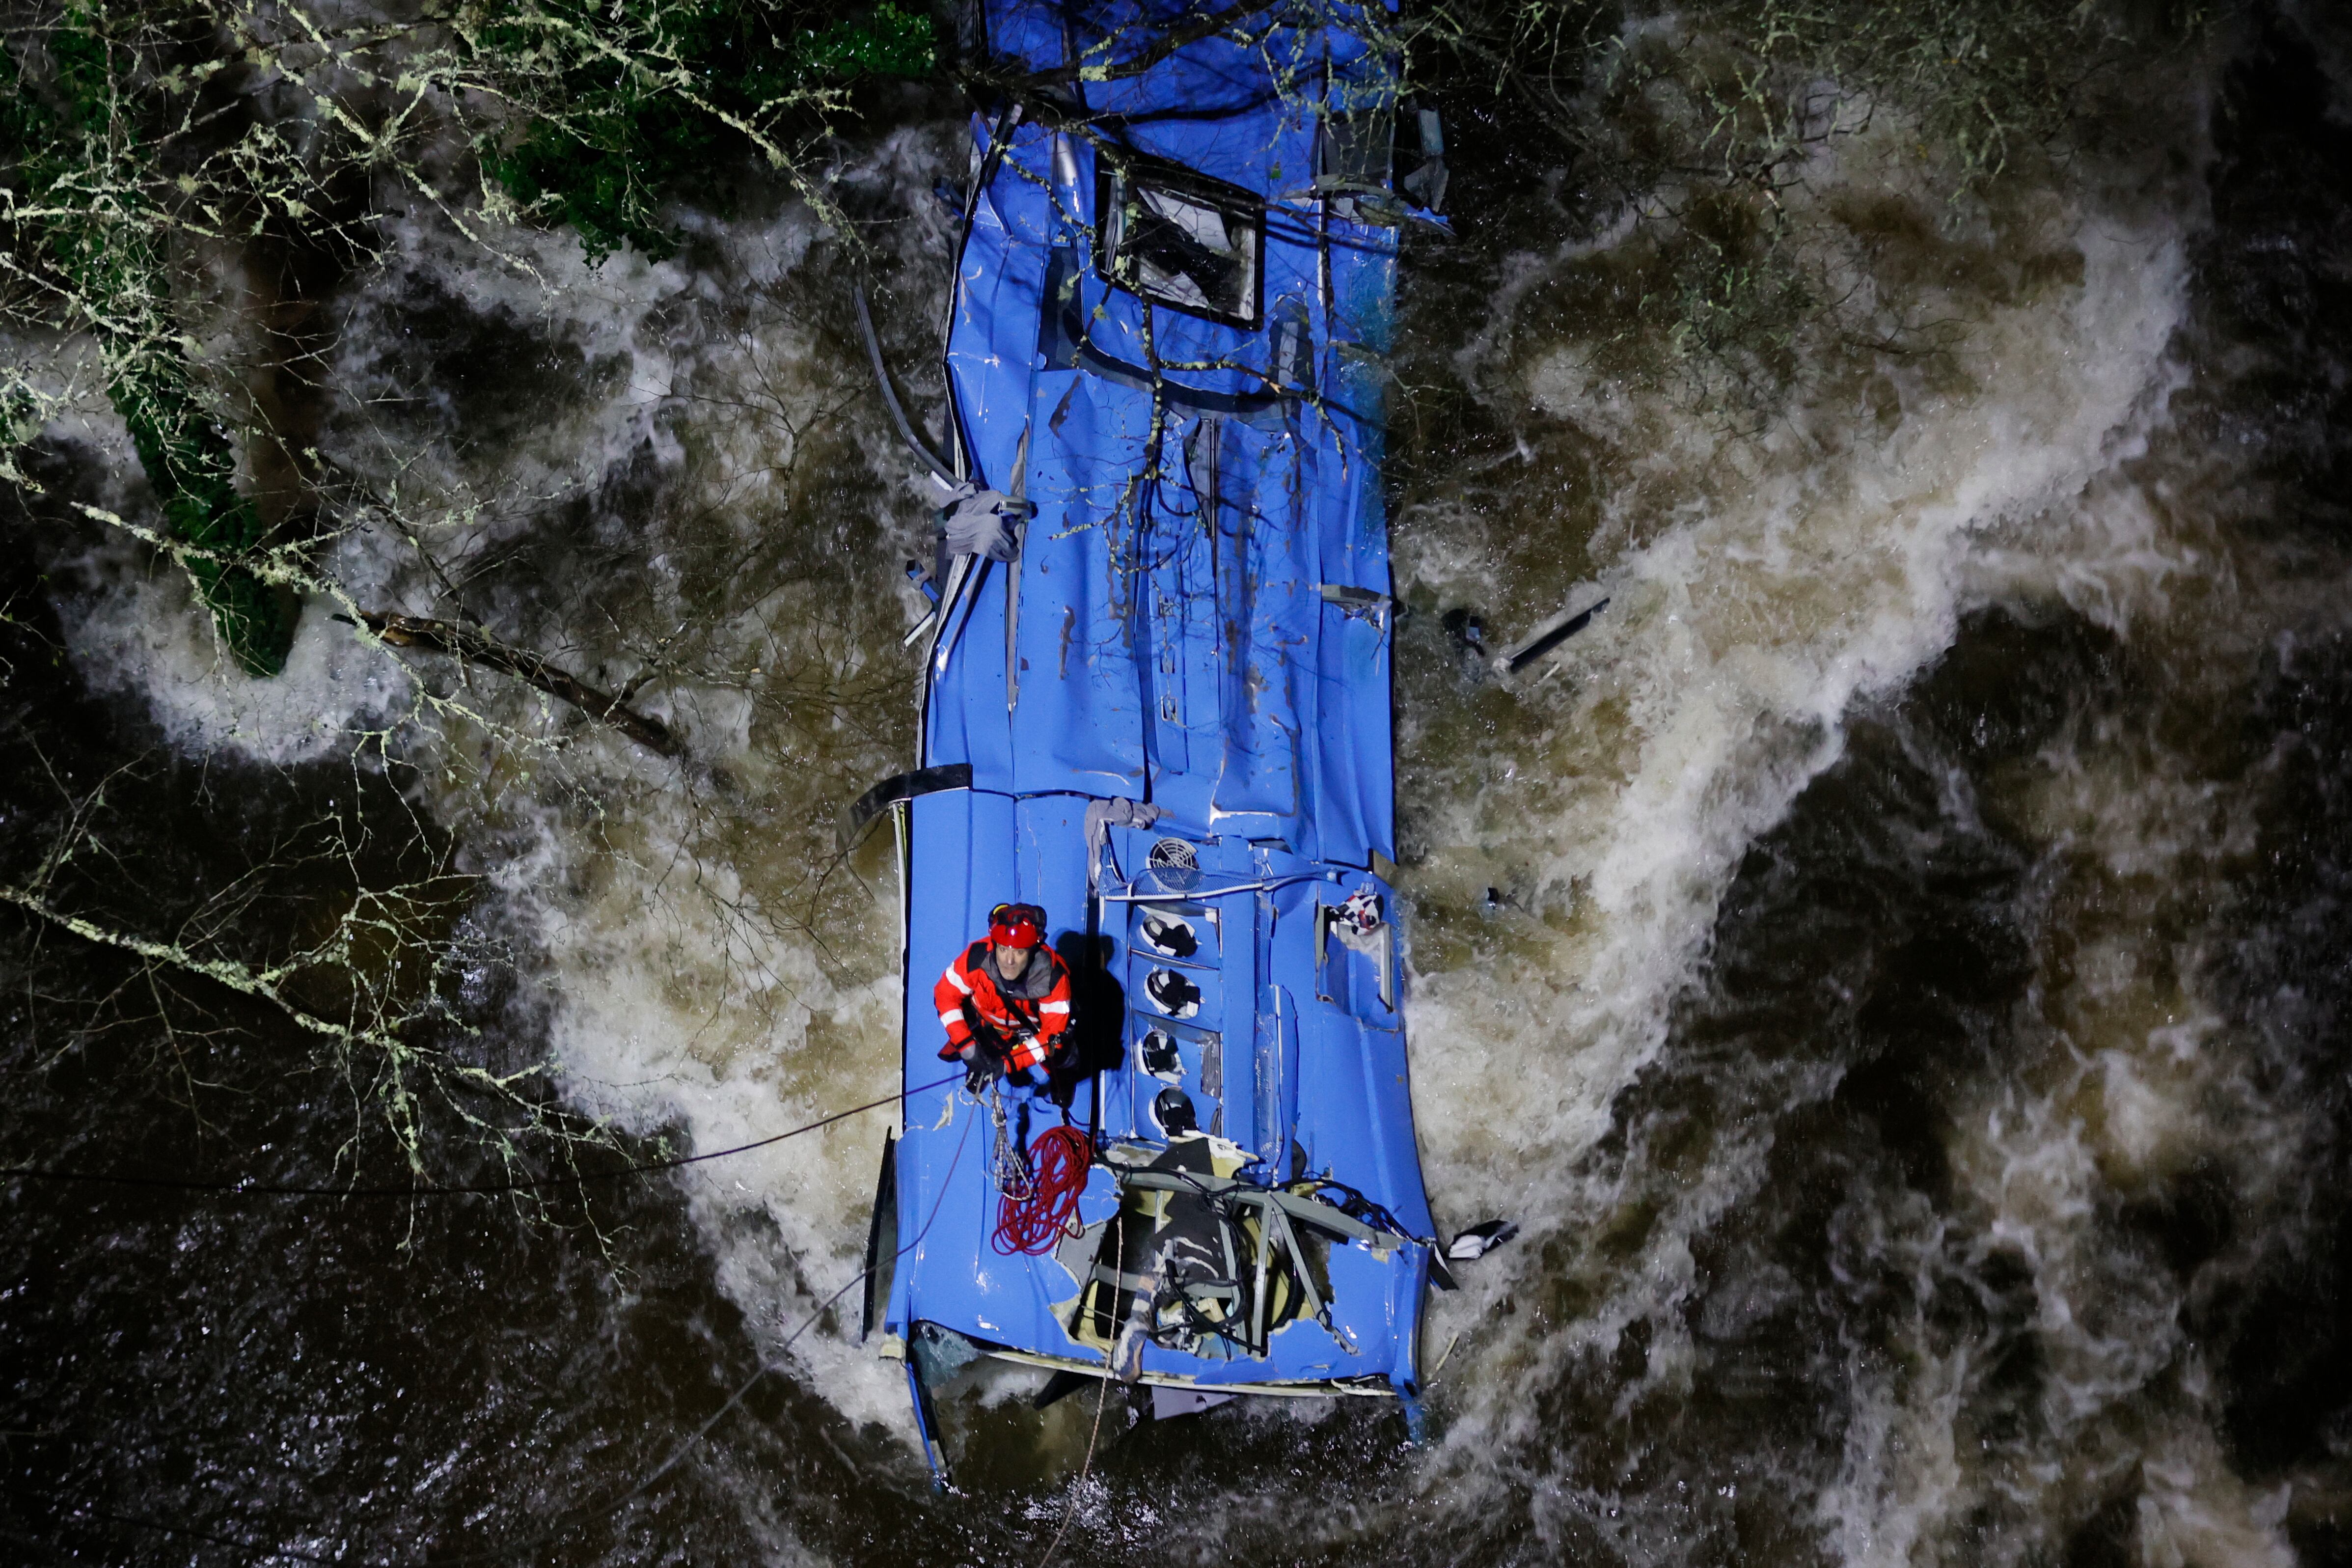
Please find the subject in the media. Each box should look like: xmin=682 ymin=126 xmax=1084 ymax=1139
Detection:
xmin=1 ymin=0 xmax=933 ymax=674
xmin=0 ymin=0 xmax=938 ymax=1184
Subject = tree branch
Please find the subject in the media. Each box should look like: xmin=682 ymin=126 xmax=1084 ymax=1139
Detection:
xmin=0 ymin=880 xmax=398 ymax=1054
xmin=355 ymin=611 xmax=685 ymax=759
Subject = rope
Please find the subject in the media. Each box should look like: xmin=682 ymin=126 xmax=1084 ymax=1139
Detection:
xmin=1039 ymin=1350 xmax=1114 ymax=1568
xmin=0 ymin=1071 xmax=965 ymax=1201
xmin=1039 ymin=1209 xmax=1122 ymax=1568
xmin=992 ymin=1123 xmax=1095 ymax=1256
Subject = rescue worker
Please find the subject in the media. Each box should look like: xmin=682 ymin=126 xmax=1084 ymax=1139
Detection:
xmin=935 ymin=901 xmax=1074 ymax=1090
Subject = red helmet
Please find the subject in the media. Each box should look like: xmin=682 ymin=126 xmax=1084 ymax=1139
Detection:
xmin=988 ymin=901 xmax=1045 ymax=949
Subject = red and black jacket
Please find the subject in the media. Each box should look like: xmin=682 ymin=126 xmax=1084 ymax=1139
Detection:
xmin=934 ymin=942 xmax=1073 ymax=1072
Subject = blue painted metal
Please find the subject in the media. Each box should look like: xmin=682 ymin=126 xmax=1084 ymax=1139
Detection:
xmin=879 ymin=0 xmax=1434 ymax=1466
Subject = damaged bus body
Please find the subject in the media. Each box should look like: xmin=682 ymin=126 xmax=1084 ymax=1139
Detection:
xmin=863 ymin=0 xmax=1448 ymax=1482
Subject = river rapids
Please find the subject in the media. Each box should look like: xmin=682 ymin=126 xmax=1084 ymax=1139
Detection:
xmin=7 ymin=3 xmax=2352 ymax=1564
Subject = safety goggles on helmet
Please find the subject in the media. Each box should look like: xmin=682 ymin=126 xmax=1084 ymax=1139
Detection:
xmin=988 ymin=902 xmax=1046 ymax=949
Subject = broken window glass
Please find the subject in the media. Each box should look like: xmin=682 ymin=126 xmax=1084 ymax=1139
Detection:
xmin=1317 ymin=103 xmax=1447 ymax=221
xmin=1097 ymin=155 xmax=1264 ymax=328
xmin=1316 ymin=107 xmax=1393 ymax=194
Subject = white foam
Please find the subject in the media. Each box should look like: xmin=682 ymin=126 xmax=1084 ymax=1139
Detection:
xmin=50 ymin=526 xmax=411 ymax=767
xmin=1395 ymin=99 xmax=2217 ymax=1541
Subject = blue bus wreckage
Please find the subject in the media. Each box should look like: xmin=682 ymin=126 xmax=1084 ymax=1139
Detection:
xmin=848 ymin=0 xmax=1482 ymax=1483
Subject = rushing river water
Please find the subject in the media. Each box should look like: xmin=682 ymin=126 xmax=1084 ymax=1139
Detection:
xmin=8 ymin=3 xmax=2352 ymax=1563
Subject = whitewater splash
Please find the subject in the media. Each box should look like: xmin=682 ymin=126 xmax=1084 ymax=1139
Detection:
xmin=38 ymin=11 xmax=2352 ymax=1563
xmin=1382 ymin=27 xmax=2345 ymax=1562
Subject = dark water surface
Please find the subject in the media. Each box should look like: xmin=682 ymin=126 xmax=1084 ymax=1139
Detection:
xmin=9 ymin=5 xmax=2352 ymax=1564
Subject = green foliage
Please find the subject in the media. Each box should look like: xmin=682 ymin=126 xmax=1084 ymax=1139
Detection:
xmin=46 ymin=6 xmax=113 ymax=130
xmin=794 ymin=0 xmax=935 ymax=78
xmin=0 ymin=3 xmax=295 ymax=675
xmin=478 ymin=0 xmax=938 ymax=261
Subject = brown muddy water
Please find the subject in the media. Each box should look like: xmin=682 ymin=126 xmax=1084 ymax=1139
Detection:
xmin=8 ymin=5 xmax=2352 ymax=1565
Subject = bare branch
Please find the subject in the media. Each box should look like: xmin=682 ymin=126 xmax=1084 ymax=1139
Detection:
xmin=355 ymin=610 xmax=686 ymax=759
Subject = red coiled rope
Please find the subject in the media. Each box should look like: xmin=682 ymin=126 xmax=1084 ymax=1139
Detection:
xmin=992 ymin=1124 xmax=1095 ymax=1255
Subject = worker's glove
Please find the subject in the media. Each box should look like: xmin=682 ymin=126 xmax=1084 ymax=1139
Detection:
xmin=963 ymin=1054 xmax=1002 ymax=1095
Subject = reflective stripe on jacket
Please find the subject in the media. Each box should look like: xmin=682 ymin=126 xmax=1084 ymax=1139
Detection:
xmin=934 ymin=940 xmax=1073 ymax=1072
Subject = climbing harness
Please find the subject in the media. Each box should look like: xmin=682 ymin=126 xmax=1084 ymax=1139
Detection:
xmin=986 ymin=1080 xmax=1033 ymax=1206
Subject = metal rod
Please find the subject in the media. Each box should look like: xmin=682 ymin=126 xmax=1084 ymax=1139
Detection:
xmin=1098 ymin=871 xmax=1333 ymax=904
